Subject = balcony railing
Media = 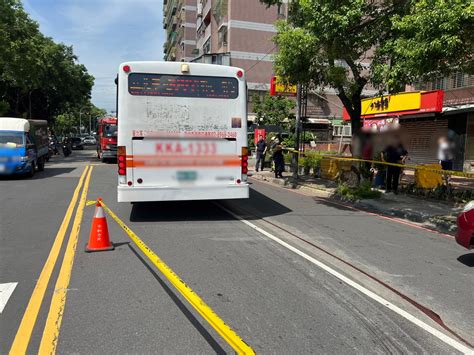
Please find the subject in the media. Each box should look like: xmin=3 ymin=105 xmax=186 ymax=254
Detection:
xmin=202 ymin=0 xmax=212 ymax=23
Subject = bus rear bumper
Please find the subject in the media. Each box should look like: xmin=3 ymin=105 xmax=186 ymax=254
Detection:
xmin=117 ymin=184 xmax=249 ymax=202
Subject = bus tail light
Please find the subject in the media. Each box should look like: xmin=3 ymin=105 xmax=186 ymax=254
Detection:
xmin=241 ymin=147 xmax=248 ymax=181
xmin=118 ymin=146 xmax=127 ymax=184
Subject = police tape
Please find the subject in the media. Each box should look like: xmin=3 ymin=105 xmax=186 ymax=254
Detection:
xmin=86 ymin=199 xmax=255 ymax=355
xmin=282 ymin=148 xmax=474 ymax=179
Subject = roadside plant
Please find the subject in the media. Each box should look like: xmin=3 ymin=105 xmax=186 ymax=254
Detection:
xmin=336 ymin=181 xmax=382 ymax=201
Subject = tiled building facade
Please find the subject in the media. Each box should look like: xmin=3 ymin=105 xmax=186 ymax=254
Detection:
xmin=163 ymin=0 xmax=197 ymax=62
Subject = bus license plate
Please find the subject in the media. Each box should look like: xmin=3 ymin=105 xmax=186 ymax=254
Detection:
xmin=177 ymin=171 xmax=197 ymax=181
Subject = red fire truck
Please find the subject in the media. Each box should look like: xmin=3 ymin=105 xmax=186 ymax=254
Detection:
xmin=96 ymin=117 xmax=118 ymax=162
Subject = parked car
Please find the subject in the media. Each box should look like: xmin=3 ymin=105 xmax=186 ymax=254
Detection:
xmin=83 ymin=135 xmax=96 ymax=145
xmin=71 ymin=137 xmax=84 ymax=150
xmin=456 ymin=201 xmax=474 ymax=249
xmin=0 ymin=117 xmax=49 ymax=177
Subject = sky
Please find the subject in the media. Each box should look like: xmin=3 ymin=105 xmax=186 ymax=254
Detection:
xmin=23 ymin=0 xmax=165 ymax=112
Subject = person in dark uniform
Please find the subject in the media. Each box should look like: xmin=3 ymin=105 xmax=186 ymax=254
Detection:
xmin=381 ymin=139 xmax=408 ymax=194
xmin=269 ymin=136 xmax=277 ymax=172
xmin=255 ymin=135 xmax=267 ymax=172
xmin=272 ymin=138 xmax=284 ymax=178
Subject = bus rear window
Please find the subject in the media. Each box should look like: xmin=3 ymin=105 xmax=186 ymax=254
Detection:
xmin=128 ymin=73 xmax=239 ymax=99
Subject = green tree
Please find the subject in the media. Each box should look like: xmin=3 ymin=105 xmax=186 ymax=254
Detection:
xmin=260 ymin=0 xmax=473 ymax=135
xmin=252 ymin=93 xmax=296 ymax=126
xmin=53 ymin=112 xmax=78 ymax=136
xmin=0 ymin=0 xmax=97 ymax=121
xmin=51 ymin=103 xmax=107 ymax=135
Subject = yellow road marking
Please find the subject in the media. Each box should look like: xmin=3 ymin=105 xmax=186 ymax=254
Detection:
xmin=39 ymin=166 xmax=93 ymax=354
xmin=9 ymin=166 xmax=90 ymax=354
xmin=97 ymin=200 xmax=255 ymax=354
xmin=94 ymin=201 xmax=255 ymax=354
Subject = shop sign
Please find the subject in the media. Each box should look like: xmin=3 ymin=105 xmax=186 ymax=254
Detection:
xmin=270 ymin=76 xmax=297 ymax=96
xmin=361 ymin=92 xmax=421 ymax=116
xmin=343 ymin=90 xmax=444 ymax=120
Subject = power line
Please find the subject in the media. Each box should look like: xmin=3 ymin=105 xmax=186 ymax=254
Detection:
xmin=246 ymin=45 xmax=277 ymax=73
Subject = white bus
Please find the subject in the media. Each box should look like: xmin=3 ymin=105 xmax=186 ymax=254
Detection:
xmin=116 ymin=61 xmax=249 ymax=202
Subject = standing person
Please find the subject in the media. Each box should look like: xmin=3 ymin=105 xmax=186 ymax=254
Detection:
xmin=381 ymin=138 xmax=408 ymax=194
xmin=438 ymin=135 xmax=454 ymax=185
xmin=255 ymin=134 xmax=267 ymax=172
xmin=438 ymin=136 xmax=454 ymax=171
xmin=272 ymin=138 xmax=284 ymax=178
xmin=361 ymin=132 xmax=374 ymax=181
xmin=269 ymin=136 xmax=277 ymax=172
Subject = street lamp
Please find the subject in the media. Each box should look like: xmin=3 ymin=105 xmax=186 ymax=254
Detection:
xmin=78 ymin=106 xmax=90 ymax=135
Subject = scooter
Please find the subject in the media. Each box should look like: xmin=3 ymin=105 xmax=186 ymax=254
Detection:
xmin=61 ymin=139 xmax=72 ymax=157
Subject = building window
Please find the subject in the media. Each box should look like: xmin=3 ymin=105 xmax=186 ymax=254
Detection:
xmin=432 ymin=76 xmax=447 ymax=90
xmin=218 ymin=26 xmax=227 ymax=48
xmin=203 ymin=39 xmax=211 ymax=54
xmin=277 ymin=4 xmax=285 ymax=18
xmin=333 ymin=125 xmax=351 ymax=137
xmin=451 ymin=71 xmax=472 ymax=89
xmin=213 ymin=0 xmax=228 ymax=24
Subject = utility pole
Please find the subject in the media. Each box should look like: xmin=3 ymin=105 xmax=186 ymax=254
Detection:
xmin=292 ymin=84 xmax=302 ymax=181
xmin=78 ymin=106 xmax=89 ymax=135
xmin=79 ymin=109 xmax=83 ymax=135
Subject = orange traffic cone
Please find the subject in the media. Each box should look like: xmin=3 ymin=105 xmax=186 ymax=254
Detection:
xmin=85 ymin=198 xmax=114 ymax=252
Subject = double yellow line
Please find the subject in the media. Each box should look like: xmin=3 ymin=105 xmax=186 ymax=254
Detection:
xmin=10 ymin=164 xmax=253 ymax=354
xmin=10 ymin=165 xmax=93 ymax=354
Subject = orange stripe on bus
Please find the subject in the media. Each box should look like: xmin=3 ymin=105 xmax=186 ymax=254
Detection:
xmin=127 ymin=159 xmax=241 ymax=168
xmin=125 ymin=154 xmax=240 ymax=159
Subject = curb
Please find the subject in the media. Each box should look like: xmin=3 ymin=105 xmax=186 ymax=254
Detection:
xmin=353 ymin=199 xmax=456 ymax=234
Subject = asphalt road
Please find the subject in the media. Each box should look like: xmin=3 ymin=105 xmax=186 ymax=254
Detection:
xmin=1 ymin=150 xmax=473 ymax=354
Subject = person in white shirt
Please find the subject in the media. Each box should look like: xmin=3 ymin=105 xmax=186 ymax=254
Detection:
xmin=437 ymin=136 xmax=454 ymax=171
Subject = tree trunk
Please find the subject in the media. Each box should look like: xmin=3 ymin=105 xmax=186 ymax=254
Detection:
xmin=337 ymin=90 xmax=364 ymax=157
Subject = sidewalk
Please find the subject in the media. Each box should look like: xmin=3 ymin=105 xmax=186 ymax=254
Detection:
xmin=402 ymin=170 xmax=474 ymax=190
xmin=249 ymin=165 xmax=460 ymax=234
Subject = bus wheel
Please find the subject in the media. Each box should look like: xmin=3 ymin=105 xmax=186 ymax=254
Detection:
xmin=37 ymin=157 xmax=45 ymax=171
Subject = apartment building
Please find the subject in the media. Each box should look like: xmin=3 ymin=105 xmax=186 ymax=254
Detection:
xmin=163 ymin=0 xmax=197 ymax=61
xmin=194 ymin=0 xmax=285 ymax=93
xmin=162 ymin=0 xmax=345 ymax=123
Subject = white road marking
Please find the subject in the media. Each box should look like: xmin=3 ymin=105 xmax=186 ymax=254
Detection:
xmin=218 ymin=205 xmax=474 ymax=354
xmin=0 ymin=282 xmax=18 ymax=314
